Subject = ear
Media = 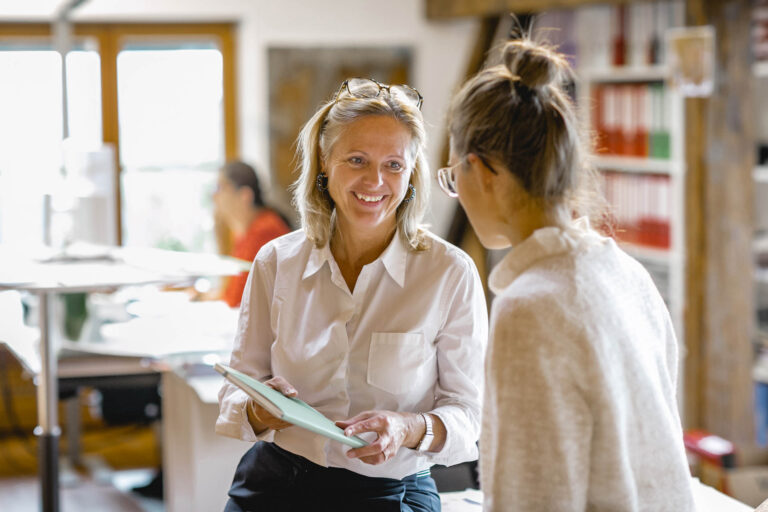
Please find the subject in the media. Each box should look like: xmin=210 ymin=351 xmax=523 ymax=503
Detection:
xmin=238 ymin=186 xmax=254 ymax=205
xmin=466 ymin=153 xmax=496 ymax=193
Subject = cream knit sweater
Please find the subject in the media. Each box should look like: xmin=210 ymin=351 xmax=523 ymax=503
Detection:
xmin=481 ymin=218 xmax=695 ymax=511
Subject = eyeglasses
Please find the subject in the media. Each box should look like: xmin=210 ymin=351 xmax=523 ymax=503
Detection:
xmin=335 ymin=78 xmax=423 ymax=110
xmin=436 ymin=155 xmax=499 ymax=198
xmin=437 ymin=163 xmax=460 ymax=198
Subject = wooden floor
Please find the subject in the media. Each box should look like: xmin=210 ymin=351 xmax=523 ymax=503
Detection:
xmin=0 ymin=472 xmax=163 ymax=512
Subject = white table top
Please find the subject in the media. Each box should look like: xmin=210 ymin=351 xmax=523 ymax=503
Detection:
xmin=0 ymin=243 xmax=248 ymax=292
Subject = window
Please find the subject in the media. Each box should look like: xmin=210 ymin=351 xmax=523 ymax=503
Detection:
xmin=0 ymin=43 xmax=102 ymax=245
xmin=0 ymin=23 xmax=238 ymax=250
xmin=118 ymin=44 xmax=224 ymax=252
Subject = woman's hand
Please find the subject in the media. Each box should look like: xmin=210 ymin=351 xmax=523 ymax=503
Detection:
xmin=245 ymin=376 xmax=298 ymax=435
xmin=336 ymin=410 xmax=425 ymax=465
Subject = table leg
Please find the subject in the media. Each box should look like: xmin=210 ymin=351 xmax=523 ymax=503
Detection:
xmin=34 ymin=292 xmax=60 ymax=512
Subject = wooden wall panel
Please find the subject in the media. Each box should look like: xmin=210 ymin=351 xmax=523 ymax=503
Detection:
xmin=267 ymin=47 xmax=412 ymax=206
xmin=684 ymin=0 xmax=755 ymax=445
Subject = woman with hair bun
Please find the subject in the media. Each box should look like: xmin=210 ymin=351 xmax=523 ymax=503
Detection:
xmin=439 ymin=38 xmax=696 ymax=510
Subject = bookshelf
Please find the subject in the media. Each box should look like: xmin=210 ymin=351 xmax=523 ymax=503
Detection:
xmin=431 ymin=0 xmax=760 ymax=458
xmin=577 ymin=65 xmax=686 ymax=345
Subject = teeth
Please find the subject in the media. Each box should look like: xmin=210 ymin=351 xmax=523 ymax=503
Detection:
xmin=354 ymin=192 xmax=383 ymax=203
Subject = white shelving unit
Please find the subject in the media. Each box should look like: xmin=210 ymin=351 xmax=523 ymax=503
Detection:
xmin=577 ymin=65 xmax=686 ymax=349
xmin=592 ymin=155 xmax=679 ymax=175
xmin=754 ymin=61 xmax=768 ymax=78
xmin=581 ymin=65 xmax=668 ymax=83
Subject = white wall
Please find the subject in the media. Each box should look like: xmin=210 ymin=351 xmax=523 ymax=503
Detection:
xmin=64 ymin=0 xmax=478 ymax=237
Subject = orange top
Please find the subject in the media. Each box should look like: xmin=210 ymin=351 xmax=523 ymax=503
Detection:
xmin=222 ymin=209 xmax=291 ymax=308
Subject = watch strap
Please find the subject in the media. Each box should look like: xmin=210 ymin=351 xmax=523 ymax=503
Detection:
xmin=417 ymin=413 xmax=434 ymax=452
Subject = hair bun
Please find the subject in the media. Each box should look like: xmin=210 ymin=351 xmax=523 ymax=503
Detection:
xmin=502 ymin=40 xmax=564 ymax=90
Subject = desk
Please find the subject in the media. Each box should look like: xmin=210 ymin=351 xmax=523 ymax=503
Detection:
xmin=161 ymin=371 xmax=249 ymax=512
xmin=438 ymin=480 xmax=752 ymax=511
xmin=0 ymin=244 xmax=245 ymax=512
xmin=4 ymin=336 xmax=755 ymax=512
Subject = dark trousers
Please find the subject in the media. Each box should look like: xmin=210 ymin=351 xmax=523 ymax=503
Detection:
xmin=224 ymin=441 xmax=441 ymax=512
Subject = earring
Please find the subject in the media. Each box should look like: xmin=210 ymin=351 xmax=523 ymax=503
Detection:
xmin=402 ymin=183 xmax=416 ymax=204
xmin=316 ymin=172 xmax=328 ymax=193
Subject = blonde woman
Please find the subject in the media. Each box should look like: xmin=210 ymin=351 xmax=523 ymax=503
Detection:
xmin=216 ymin=78 xmax=487 ymax=511
xmin=440 ymin=40 xmax=696 ymax=510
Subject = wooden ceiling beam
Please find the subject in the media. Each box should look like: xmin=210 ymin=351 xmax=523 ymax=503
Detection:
xmin=426 ymin=0 xmax=635 ymax=19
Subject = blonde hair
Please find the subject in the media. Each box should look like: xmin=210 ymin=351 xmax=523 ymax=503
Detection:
xmin=448 ymin=38 xmax=604 ymax=223
xmin=292 ymin=84 xmax=431 ymax=251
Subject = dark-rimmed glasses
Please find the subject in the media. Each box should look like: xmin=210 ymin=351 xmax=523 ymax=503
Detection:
xmin=437 ymin=155 xmax=499 ymax=198
xmin=335 ymin=78 xmax=423 ymax=110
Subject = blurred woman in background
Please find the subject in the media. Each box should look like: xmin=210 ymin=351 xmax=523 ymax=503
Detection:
xmin=212 ymin=160 xmax=291 ymax=307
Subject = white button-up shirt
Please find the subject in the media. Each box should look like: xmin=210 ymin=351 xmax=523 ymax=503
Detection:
xmin=216 ymin=229 xmax=487 ymax=480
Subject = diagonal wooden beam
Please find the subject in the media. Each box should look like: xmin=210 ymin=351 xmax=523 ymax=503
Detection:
xmin=441 ymin=16 xmax=502 ymax=301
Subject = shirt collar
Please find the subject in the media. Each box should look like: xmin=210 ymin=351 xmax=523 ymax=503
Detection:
xmin=301 ymin=229 xmax=408 ymax=287
xmin=488 ymin=216 xmax=597 ymax=294
xmin=378 ymin=230 xmax=408 ymax=288
xmin=302 ymin=241 xmax=333 ymax=280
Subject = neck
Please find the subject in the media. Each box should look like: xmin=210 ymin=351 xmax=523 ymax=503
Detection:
xmin=499 ymin=201 xmax=568 ymax=246
xmin=331 ymin=218 xmax=396 ymax=290
xmin=230 ymin=207 xmax=261 ymax=237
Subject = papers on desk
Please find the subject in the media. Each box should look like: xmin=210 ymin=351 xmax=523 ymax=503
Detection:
xmin=439 ymin=489 xmax=482 ymax=511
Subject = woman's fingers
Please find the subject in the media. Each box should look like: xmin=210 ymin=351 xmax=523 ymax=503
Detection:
xmin=339 ymin=411 xmax=409 ymax=465
xmin=346 ymin=436 xmax=388 ymax=459
xmin=248 ymin=400 xmax=291 ymax=430
xmin=336 ymin=411 xmax=377 ymax=432
xmin=264 ymin=376 xmax=298 ymax=397
xmin=245 ymin=376 xmax=299 ymax=434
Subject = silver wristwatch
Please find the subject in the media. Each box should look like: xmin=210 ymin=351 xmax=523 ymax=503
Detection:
xmin=416 ymin=413 xmax=434 ymax=452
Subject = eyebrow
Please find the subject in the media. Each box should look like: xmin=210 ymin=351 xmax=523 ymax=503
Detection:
xmin=344 ymin=149 xmax=406 ymax=160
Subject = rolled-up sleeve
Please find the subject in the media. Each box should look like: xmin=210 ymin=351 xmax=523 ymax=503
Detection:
xmin=215 ymin=251 xmax=277 ymax=442
xmin=425 ymin=257 xmax=488 ymax=466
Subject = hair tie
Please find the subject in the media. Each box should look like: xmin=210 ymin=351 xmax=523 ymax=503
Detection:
xmin=513 ymin=77 xmax=534 ymax=99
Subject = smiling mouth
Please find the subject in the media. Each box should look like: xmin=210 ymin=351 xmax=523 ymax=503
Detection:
xmin=353 ymin=192 xmax=385 ymax=203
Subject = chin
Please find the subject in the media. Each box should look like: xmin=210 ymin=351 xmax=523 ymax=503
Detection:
xmin=463 ymin=214 xmax=509 ymax=250
xmin=471 ymin=226 xmax=511 ymax=250
xmin=479 ymin=236 xmax=512 ymax=250
xmin=344 ymin=211 xmax=395 ymax=232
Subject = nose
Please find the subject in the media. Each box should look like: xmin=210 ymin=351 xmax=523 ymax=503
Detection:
xmin=361 ymin=164 xmax=384 ymax=187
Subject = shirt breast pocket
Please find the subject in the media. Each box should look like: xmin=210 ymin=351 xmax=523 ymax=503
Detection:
xmin=367 ymin=332 xmax=436 ymax=396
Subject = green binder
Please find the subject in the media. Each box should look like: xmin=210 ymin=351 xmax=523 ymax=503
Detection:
xmin=214 ymin=363 xmax=368 ymax=448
